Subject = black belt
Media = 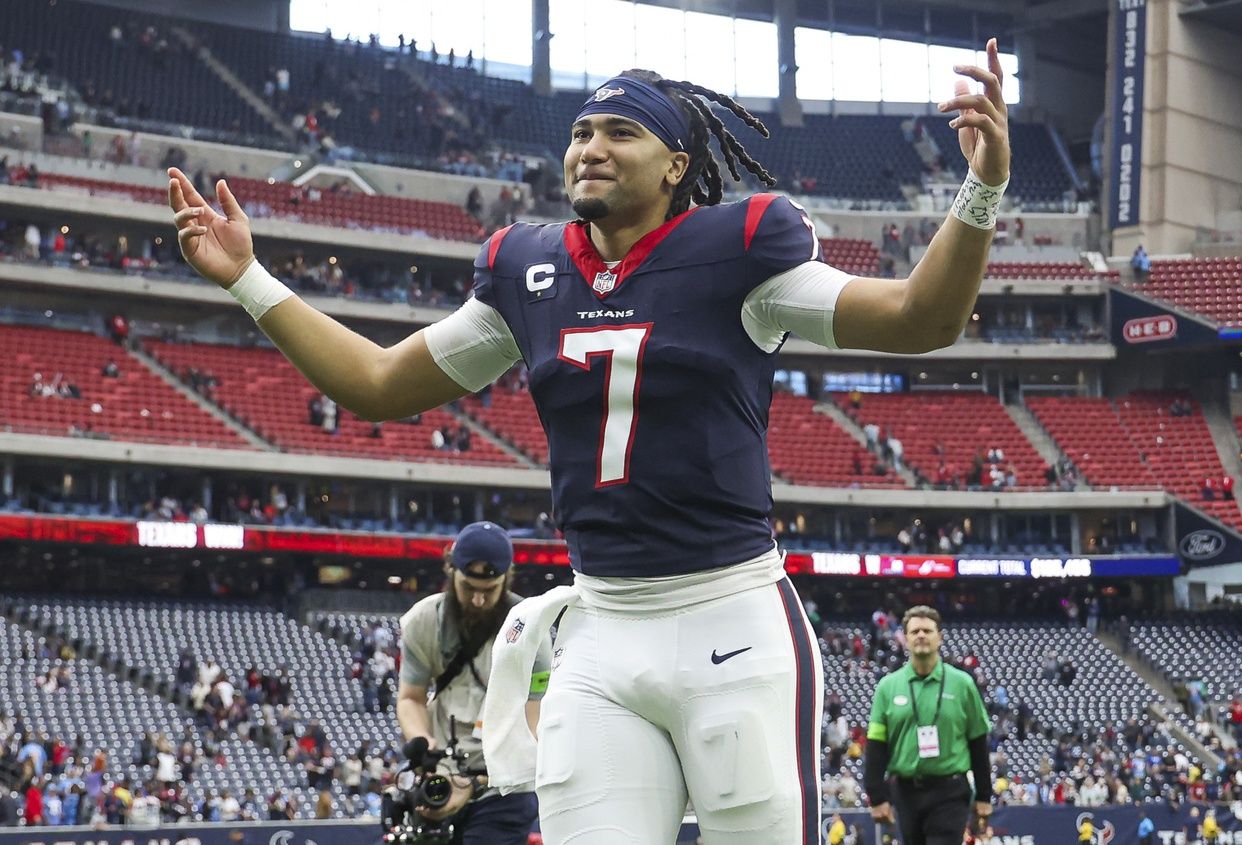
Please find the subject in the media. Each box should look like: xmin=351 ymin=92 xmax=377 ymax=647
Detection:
xmin=895 ymin=772 xmax=967 ymax=789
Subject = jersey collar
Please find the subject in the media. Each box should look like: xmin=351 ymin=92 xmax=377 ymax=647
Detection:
xmin=563 ymin=206 xmax=700 ymax=300
xmin=903 ymin=657 xmax=944 ymax=683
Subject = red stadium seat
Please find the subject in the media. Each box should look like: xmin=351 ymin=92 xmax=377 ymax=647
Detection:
xmin=837 ymin=391 xmax=1046 ymax=490
xmin=145 ymin=339 xmax=519 ymax=467
xmin=1116 ymin=257 xmax=1242 ymax=327
xmin=0 ymin=326 xmax=251 ymax=449
xmin=1030 ymin=393 xmax=1242 ymax=530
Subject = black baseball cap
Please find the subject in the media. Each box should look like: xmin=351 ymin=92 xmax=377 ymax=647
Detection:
xmin=450 ymin=521 xmax=513 ymax=579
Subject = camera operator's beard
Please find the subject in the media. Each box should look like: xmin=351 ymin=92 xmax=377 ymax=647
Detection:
xmin=443 ymin=582 xmax=511 ymax=646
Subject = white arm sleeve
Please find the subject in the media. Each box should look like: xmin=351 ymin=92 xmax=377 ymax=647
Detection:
xmin=741 ymin=260 xmax=857 ymax=353
xmin=422 ymin=297 xmax=522 ymax=392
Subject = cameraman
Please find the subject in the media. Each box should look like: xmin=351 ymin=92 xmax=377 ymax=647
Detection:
xmin=396 ymin=521 xmax=547 ymax=844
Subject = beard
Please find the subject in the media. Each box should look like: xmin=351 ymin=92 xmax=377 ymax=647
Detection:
xmin=572 ymin=195 xmax=610 ymax=220
xmin=443 ymin=580 xmax=511 ymax=650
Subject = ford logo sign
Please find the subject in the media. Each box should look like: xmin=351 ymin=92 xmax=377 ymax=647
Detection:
xmin=1180 ymin=529 xmax=1225 ymax=561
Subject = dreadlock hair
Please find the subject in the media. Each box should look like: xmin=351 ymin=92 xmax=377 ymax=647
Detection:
xmin=619 ymin=68 xmax=778 ymax=219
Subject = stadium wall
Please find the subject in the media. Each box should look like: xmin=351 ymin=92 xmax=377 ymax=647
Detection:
xmin=1114 ymin=0 xmax=1242 ymax=255
xmin=1015 ymin=30 xmax=1106 ymax=143
xmin=1 ymin=804 xmax=1237 ymax=845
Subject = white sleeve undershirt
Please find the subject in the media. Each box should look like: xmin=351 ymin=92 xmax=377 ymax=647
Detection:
xmin=741 ymin=260 xmax=857 ymax=353
xmin=422 ymin=297 xmax=522 ymax=392
xmin=422 ymin=260 xmax=856 ymax=390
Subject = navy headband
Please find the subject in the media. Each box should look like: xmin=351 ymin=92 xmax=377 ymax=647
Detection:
xmin=575 ymin=76 xmax=691 ymax=153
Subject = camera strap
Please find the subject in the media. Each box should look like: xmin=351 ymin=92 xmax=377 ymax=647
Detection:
xmin=432 ymin=593 xmax=520 ymax=698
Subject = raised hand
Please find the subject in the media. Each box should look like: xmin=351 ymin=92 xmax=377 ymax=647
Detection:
xmin=167 ymin=167 xmax=255 ymax=289
xmin=938 ymin=37 xmax=1011 ymax=187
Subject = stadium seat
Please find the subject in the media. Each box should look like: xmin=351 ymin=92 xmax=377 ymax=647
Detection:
xmin=0 ymin=325 xmax=251 ymax=449
xmin=1118 ymin=257 xmax=1242 ymax=327
xmin=837 ymin=391 xmax=1047 ymax=489
xmin=144 ymin=338 xmax=519 ymax=467
xmin=1029 ymin=393 xmax=1242 ymax=529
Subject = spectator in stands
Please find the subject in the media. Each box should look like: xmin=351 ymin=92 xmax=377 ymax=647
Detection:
xmin=1131 ymin=245 xmax=1151 ymax=282
xmin=316 ymin=788 xmax=333 ymax=819
xmin=863 ymin=421 xmax=880 ymax=450
xmin=109 ymin=314 xmax=130 ymax=346
xmin=23 ymin=223 xmax=39 ymax=259
xmin=321 ymin=396 xmax=338 ymax=433
xmin=1224 ymin=476 xmax=1235 ymax=500
xmin=466 ymin=185 xmax=484 ymax=221
xmin=17 ymin=733 xmax=46 ymax=777
xmin=888 ymin=436 xmax=903 ymax=471
xmin=24 ymin=780 xmax=44 ymax=825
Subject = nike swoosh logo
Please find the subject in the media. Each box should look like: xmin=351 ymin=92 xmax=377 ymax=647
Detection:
xmin=711 ymin=646 xmax=753 ymax=665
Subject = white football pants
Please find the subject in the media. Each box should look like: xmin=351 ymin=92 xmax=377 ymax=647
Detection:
xmin=535 ymin=574 xmax=824 ymax=844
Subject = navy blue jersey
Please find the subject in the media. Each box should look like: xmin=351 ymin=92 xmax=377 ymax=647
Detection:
xmin=473 ymin=194 xmax=822 ymax=577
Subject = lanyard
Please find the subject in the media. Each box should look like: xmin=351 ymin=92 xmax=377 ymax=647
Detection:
xmin=908 ymin=669 xmax=945 ymax=727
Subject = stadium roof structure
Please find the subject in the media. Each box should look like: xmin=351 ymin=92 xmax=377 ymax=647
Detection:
xmin=1180 ymin=0 xmax=1242 ymax=35
xmin=630 ymin=0 xmax=1104 ymax=41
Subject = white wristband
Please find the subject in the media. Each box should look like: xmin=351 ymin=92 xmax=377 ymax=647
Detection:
xmin=227 ymin=259 xmax=294 ymax=321
xmin=951 ymin=170 xmax=1009 ymax=230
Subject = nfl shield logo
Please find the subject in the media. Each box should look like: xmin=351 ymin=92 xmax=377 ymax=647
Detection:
xmin=505 ymin=617 xmax=525 ymax=644
xmin=593 ymin=270 xmax=617 ymax=294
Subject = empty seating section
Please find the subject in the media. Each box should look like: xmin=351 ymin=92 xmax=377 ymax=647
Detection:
xmin=1026 ymin=396 xmax=1156 ymax=489
xmin=0 ymin=617 xmax=188 ymax=788
xmin=1114 ymin=392 xmax=1241 ymax=528
xmin=1030 ymin=393 xmax=1241 ymax=528
xmin=821 ymin=239 xmax=880 ymax=275
xmin=145 ymin=339 xmax=518 ymax=467
xmin=724 ymin=112 xmax=923 ymax=203
xmin=38 ymin=173 xmax=167 ymax=204
xmin=1122 ymin=257 xmax=1242 ymax=327
xmin=0 ymin=615 xmax=314 ymax=815
xmin=192 ymin=22 xmax=417 ymax=159
xmin=0 ymin=0 xmax=271 ymax=138
xmin=768 ymin=393 xmax=904 ymax=488
xmin=228 ymin=178 xmax=485 ymax=242
xmin=468 ymin=389 xmax=911 ymax=486
xmin=313 ymin=612 xmax=401 ymax=655
xmin=1 ymin=0 xmax=1085 ymax=211
xmin=461 ymin=388 xmax=549 ymax=466
xmin=0 ymin=326 xmax=250 ymax=449
xmin=17 ymin=597 xmax=395 ymax=815
xmin=30 ymin=173 xmax=484 ymax=244
xmin=821 ymin=619 xmax=1185 ymax=783
xmin=985 ymin=261 xmax=1101 ymax=281
xmin=923 ymin=118 xmax=1073 ymax=205
xmin=839 ymin=392 xmax=1046 ymax=488
xmin=1130 ymin=617 xmax=1242 ymax=706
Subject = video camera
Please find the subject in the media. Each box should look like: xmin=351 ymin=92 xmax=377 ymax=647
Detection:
xmin=382 ymin=726 xmax=472 ymax=845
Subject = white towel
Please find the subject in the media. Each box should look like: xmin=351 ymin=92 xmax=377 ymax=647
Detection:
xmin=481 ymin=584 xmax=579 ymax=795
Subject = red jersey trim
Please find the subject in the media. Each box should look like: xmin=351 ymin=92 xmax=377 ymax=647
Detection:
xmin=562 ymin=207 xmax=701 ymax=300
xmin=743 ymin=193 xmax=779 ymax=251
xmin=487 ymin=224 xmax=515 ymax=271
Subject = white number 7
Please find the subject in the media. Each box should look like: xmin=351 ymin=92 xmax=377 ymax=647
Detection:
xmin=557 ymin=324 xmax=653 ymax=486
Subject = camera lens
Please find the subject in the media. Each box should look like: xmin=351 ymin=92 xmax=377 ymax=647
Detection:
xmin=420 ymin=774 xmax=452 ymax=808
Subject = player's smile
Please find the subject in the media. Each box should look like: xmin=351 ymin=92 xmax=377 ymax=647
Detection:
xmin=576 ymin=167 xmax=615 ymax=183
